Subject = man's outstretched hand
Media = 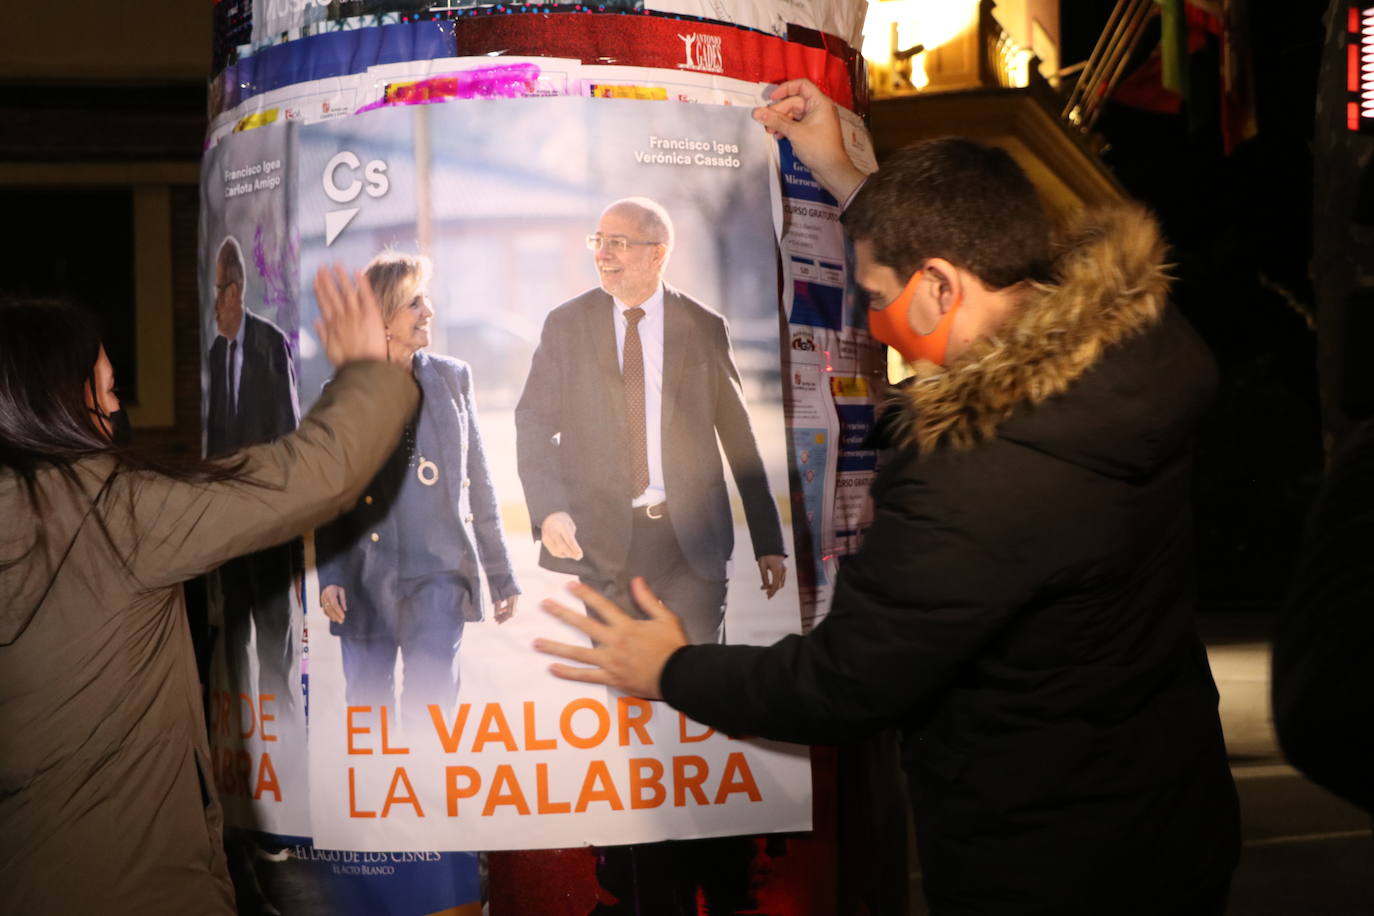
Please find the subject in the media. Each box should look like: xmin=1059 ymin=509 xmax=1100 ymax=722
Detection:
xmin=753 ymin=78 xmax=866 ymax=204
xmin=534 ymin=578 xmax=689 ymax=700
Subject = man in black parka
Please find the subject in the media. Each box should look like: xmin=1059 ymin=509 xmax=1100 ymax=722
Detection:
xmin=535 ymin=79 xmax=1241 ymax=914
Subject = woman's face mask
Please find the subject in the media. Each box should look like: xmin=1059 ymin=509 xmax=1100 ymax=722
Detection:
xmin=105 ymin=409 xmax=132 ymax=447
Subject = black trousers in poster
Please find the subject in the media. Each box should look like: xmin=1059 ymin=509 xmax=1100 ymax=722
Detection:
xmin=580 ymin=506 xmax=729 ymax=645
xmin=222 ymin=545 xmax=296 ymax=717
xmin=581 ymin=506 xmax=753 ymax=914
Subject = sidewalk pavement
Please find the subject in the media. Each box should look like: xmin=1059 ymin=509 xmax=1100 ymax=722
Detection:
xmin=1202 ymin=614 xmax=1374 ymax=915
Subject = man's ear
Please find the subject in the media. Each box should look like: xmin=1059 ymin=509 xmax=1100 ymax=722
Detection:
xmin=923 ymin=258 xmax=963 ymax=315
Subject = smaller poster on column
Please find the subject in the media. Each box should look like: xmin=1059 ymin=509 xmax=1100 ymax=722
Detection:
xmin=295 ymin=96 xmax=810 ymax=852
xmin=199 ymin=123 xmax=312 ymax=840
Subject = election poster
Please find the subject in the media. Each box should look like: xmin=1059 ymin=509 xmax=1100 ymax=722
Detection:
xmin=198 ymin=124 xmax=313 ymax=841
xmin=293 ymin=96 xmax=811 ymax=852
xmin=201 ymin=120 xmax=484 ymax=916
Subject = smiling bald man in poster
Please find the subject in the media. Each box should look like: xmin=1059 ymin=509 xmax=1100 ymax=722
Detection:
xmin=515 ymin=197 xmax=787 ymax=645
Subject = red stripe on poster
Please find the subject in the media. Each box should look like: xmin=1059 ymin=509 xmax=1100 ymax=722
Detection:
xmin=451 ymin=13 xmax=857 ymax=109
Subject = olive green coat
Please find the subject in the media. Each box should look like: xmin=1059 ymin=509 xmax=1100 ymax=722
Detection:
xmin=0 ymin=360 xmax=417 ymax=915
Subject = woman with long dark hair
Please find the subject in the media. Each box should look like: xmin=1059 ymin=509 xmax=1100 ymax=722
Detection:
xmin=0 ymin=268 xmax=416 ymax=915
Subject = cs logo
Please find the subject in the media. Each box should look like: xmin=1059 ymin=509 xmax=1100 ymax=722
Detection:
xmin=323 ymin=151 xmax=389 ymax=245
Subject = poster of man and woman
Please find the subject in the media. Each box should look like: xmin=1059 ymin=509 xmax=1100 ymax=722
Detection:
xmin=200 ymin=96 xmax=811 ymax=860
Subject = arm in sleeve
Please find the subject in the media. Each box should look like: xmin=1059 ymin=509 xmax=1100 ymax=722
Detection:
xmin=313 ymin=504 xmax=359 ymax=592
xmin=460 ymin=364 xmax=520 ymax=600
xmin=709 ymin=316 xmax=785 ymax=558
xmin=310 ymin=376 xmax=362 ymax=592
xmin=1273 ymin=419 xmax=1374 ymax=813
xmin=514 ymin=314 xmax=569 ymax=541
xmin=661 ymin=475 xmax=1038 ymax=745
xmin=111 ymin=360 xmax=418 ymax=590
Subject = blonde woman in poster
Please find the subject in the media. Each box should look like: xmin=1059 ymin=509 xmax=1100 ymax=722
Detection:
xmin=316 ymin=251 xmax=519 ymax=734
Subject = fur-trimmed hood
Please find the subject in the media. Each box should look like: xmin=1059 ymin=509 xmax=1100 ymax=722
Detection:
xmin=889 ymin=204 xmax=1210 ymax=473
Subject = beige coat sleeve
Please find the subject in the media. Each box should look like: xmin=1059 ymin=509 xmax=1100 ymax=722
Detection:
xmin=107 ymin=360 xmax=418 ymax=590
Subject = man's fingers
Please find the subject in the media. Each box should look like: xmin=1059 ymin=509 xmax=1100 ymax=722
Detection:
xmin=629 ymin=577 xmax=677 ymax=622
xmin=541 ymin=597 xmax=611 ymax=641
xmin=753 ymin=107 xmax=799 ymax=139
xmin=532 ymin=638 xmax=600 ymax=666
xmin=568 ymin=581 xmax=635 ymax=625
xmin=548 ymin=663 xmax=615 ymax=686
xmin=768 ymin=95 xmax=809 ymax=121
xmin=767 ymin=78 xmax=819 ymax=103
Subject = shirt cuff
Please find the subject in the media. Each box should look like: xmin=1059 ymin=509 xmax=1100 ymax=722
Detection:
xmin=838 ymin=176 xmax=867 ymax=213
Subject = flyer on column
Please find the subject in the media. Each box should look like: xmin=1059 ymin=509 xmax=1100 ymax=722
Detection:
xmin=295 ymin=96 xmax=811 ymax=851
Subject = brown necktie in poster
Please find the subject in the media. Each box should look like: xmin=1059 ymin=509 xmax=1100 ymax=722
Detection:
xmin=622 ymin=306 xmax=649 ymax=497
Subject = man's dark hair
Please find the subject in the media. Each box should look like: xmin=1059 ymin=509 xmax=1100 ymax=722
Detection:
xmin=842 ymin=138 xmax=1052 ymax=290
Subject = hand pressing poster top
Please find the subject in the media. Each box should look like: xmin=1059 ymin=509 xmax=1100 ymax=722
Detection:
xmin=294 ymin=95 xmax=810 ymax=851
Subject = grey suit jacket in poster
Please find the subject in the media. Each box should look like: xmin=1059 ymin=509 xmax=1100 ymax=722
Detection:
xmin=515 ymin=284 xmax=785 ymax=584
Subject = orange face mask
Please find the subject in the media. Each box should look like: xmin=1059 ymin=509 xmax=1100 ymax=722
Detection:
xmin=868 ymin=269 xmax=963 ymax=366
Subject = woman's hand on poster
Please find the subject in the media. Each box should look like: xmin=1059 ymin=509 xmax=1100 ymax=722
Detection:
xmin=753 ymin=78 xmax=866 ymax=205
xmin=540 ymin=511 xmax=584 ymax=561
xmin=534 ymin=578 xmax=688 ymax=700
xmin=312 ymin=264 xmax=389 ymax=367
xmin=321 ymin=584 xmax=348 ymax=623
xmin=494 ymin=595 xmax=518 ymax=624
xmin=758 ymin=555 xmax=787 ymax=599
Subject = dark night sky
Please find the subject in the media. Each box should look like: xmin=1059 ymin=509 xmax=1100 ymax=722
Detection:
xmin=1060 ymin=1 xmax=1329 ymax=604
